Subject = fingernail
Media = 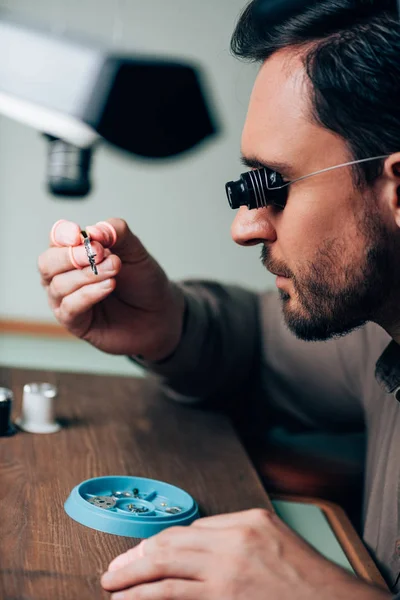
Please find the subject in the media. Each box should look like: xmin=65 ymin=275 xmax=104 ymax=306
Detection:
xmin=50 ymin=220 xmax=67 ymax=247
xmin=96 ymin=221 xmax=117 ymax=247
xmin=52 ymin=221 xmax=79 ymax=246
xmin=112 ymin=593 xmax=126 ymax=600
xmin=108 ymin=554 xmax=128 ymax=572
xmin=68 ymin=247 xmax=82 ymax=270
xmin=101 ymin=571 xmax=112 ymax=584
xmin=101 ymin=279 xmax=113 ymax=288
xmin=86 ymin=225 xmax=103 ymax=239
xmin=99 ymin=257 xmax=115 ymax=272
xmin=86 ymin=222 xmax=117 ymax=247
xmin=107 ymin=543 xmax=145 ymax=574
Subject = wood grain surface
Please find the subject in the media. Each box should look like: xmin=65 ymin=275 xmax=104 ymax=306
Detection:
xmin=0 ymin=367 xmax=272 ymax=600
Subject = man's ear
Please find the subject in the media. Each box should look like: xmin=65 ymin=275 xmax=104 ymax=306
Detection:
xmin=382 ymin=153 xmax=400 ymax=228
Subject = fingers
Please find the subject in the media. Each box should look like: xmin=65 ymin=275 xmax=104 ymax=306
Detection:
xmin=109 ymin=579 xmax=203 ymax=600
xmin=106 ymin=516 xmax=263 ymax=579
xmin=107 ymin=527 xmax=212 ymax=576
xmin=55 ymin=277 xmax=116 ymax=328
xmin=50 ymin=220 xmax=81 ymax=247
xmin=42 ymin=217 xmax=120 ymax=286
xmin=105 ymin=528 xmax=218 ymax=584
xmin=39 ymin=242 xmax=108 ymax=287
xmin=142 ymin=527 xmax=213 ymax=556
xmin=108 ymin=542 xmax=146 ymax=573
xmin=48 ymin=254 xmax=121 ymax=309
xmin=50 ymin=219 xmax=117 ymax=249
xmin=86 ymin=221 xmax=117 ymax=247
xmin=41 ymin=218 xmax=153 ymax=330
xmin=191 ymin=508 xmax=275 ymax=530
xmin=96 ymin=218 xmax=149 ymax=263
xmin=101 ymin=550 xmax=205 ymax=592
xmin=46 ymin=218 xmax=150 ymax=282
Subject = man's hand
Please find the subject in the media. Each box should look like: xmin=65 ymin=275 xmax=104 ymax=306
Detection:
xmin=100 ymin=509 xmax=390 ymax=599
xmin=38 ymin=218 xmax=185 ymax=360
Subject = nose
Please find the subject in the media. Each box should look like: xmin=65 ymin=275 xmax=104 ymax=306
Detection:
xmin=231 ymin=206 xmax=277 ymax=246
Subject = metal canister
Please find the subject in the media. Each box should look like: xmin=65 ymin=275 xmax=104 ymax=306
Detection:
xmin=0 ymin=387 xmax=15 ymax=436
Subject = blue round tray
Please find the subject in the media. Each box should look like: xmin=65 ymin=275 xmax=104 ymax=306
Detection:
xmin=64 ymin=475 xmax=199 ymax=538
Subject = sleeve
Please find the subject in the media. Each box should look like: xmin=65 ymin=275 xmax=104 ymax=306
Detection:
xmin=134 ymin=279 xmax=389 ymax=433
xmin=131 ymin=279 xmax=261 ymax=407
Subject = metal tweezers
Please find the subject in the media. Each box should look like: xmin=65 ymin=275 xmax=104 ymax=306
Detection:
xmin=80 ymin=230 xmax=98 ymax=275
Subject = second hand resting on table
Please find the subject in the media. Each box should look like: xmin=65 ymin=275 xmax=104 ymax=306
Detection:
xmin=100 ymin=509 xmax=389 ymax=600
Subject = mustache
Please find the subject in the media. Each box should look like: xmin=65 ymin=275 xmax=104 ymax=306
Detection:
xmin=260 ymin=245 xmax=293 ymax=278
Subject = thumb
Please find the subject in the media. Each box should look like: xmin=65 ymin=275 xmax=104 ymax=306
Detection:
xmin=86 ymin=218 xmax=149 ymax=264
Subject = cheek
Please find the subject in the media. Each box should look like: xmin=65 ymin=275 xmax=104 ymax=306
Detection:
xmin=278 ymin=188 xmax=362 ymax=271
xmin=278 ymin=199 xmax=329 ymax=266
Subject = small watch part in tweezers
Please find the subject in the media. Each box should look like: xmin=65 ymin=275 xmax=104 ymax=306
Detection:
xmin=80 ymin=230 xmax=98 ymax=275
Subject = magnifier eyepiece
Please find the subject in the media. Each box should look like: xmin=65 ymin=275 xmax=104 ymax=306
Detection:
xmin=225 ymin=169 xmax=287 ymax=210
xmin=225 ymin=178 xmax=248 ymax=209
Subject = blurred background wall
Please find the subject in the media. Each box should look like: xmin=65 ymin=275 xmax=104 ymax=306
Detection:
xmin=0 ymin=0 xmax=275 ymax=374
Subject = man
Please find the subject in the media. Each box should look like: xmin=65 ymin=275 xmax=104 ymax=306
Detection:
xmin=38 ymin=0 xmax=400 ymax=597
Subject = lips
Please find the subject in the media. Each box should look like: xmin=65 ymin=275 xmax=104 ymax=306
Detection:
xmin=262 ymin=253 xmax=291 ymax=278
xmin=268 ymin=268 xmax=290 ymax=278
xmin=270 ymin=271 xmax=285 ymax=277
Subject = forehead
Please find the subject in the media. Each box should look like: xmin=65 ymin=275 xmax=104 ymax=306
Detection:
xmin=242 ymin=49 xmax=348 ymax=174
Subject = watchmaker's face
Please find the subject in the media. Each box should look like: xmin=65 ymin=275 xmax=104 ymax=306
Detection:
xmin=231 ymin=48 xmax=398 ymax=341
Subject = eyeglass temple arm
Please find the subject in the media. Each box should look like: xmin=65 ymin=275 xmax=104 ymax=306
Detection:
xmin=266 ymin=154 xmax=391 ymax=190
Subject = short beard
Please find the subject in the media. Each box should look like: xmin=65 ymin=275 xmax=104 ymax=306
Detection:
xmin=262 ymin=203 xmax=398 ymax=342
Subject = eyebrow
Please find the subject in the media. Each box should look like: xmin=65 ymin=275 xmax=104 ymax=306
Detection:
xmin=240 ymin=154 xmax=296 ymax=178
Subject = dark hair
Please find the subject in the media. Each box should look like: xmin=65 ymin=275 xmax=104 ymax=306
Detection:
xmin=231 ymin=0 xmax=400 ymax=184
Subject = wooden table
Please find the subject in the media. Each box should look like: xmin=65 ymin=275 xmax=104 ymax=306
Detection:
xmin=0 ymin=367 xmax=273 ymax=599
xmin=0 ymin=367 xmax=389 ymax=599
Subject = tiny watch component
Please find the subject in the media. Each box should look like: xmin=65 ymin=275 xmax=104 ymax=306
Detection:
xmin=112 ymin=491 xmax=125 ymax=498
xmin=127 ymin=504 xmax=149 ymax=514
xmin=87 ymin=496 xmax=116 ymax=509
xmin=80 ymin=229 xmax=98 ymax=275
xmin=165 ymin=506 xmax=182 ymax=514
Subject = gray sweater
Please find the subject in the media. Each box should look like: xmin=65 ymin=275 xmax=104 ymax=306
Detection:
xmin=136 ymin=280 xmax=400 ymax=595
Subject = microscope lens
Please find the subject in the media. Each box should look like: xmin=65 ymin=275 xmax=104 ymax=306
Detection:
xmin=45 ymin=136 xmax=92 ymax=198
